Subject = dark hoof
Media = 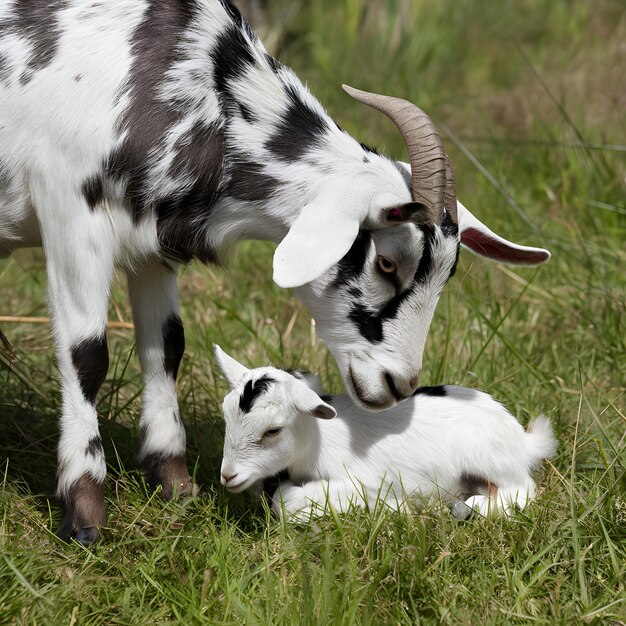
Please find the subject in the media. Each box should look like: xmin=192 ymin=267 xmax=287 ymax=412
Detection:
xmin=57 ymin=474 xmax=107 ymax=545
xmin=140 ymin=454 xmax=197 ymax=499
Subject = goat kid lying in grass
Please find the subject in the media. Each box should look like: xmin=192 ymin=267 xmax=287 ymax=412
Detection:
xmin=215 ymin=346 xmax=557 ymax=521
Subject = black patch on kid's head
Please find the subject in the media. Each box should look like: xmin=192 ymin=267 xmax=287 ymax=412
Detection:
xmin=226 ymin=160 xmax=281 ymax=203
xmin=71 ymin=335 xmax=109 ymax=405
xmin=3 ymin=1 xmax=67 ymax=76
xmin=163 ymin=314 xmax=185 ymax=380
xmin=412 ymin=385 xmax=447 ymax=397
xmin=239 ymin=375 xmax=275 ymax=413
xmin=266 ymin=85 xmax=329 ymax=162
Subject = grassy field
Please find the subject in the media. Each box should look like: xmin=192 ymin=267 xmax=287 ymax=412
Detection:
xmin=1 ymin=0 xmax=625 ymax=623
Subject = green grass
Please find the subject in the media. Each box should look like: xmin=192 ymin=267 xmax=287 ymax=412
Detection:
xmin=1 ymin=0 xmax=625 ymax=623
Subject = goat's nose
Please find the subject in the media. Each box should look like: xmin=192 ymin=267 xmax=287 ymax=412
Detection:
xmin=221 ymin=471 xmax=238 ymax=485
xmin=384 ymin=372 xmax=418 ymax=401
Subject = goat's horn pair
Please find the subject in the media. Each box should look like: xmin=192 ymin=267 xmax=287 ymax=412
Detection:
xmin=342 ymin=84 xmax=457 ymax=225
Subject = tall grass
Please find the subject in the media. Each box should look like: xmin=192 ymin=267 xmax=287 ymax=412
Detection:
xmin=1 ymin=0 xmax=624 ymax=623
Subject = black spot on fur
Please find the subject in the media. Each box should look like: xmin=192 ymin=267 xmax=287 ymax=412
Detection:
xmin=349 ymin=303 xmax=383 ymax=343
xmin=333 ymin=231 xmax=372 ymax=287
xmin=163 ymin=314 xmax=185 ymax=380
xmin=82 ymin=176 xmax=104 ymax=210
xmin=459 ymin=472 xmax=493 ymax=500
xmin=71 ymin=335 xmax=109 ymax=405
xmin=239 ymin=375 xmax=275 ymax=413
xmin=414 ymin=225 xmax=435 ymax=284
xmin=85 ymin=436 xmax=103 ymax=457
xmin=266 ymin=84 xmax=329 ymax=162
xmin=211 ymin=24 xmax=256 ymax=106
xmin=413 ymin=385 xmax=448 ymax=397
xmin=441 ymin=208 xmax=459 ymax=238
xmin=3 ymin=1 xmax=67 ymax=75
xmin=238 ymin=101 xmax=256 ymax=123
xmin=155 ymin=120 xmax=224 ymax=263
xmin=74 ymin=73 xmax=82 ymax=82
xmin=265 ymin=53 xmax=283 ymax=74
xmin=106 ymin=0 xmax=198 ymax=221
xmin=226 ymin=160 xmax=281 ymax=202
xmin=219 ymin=0 xmax=244 ymax=27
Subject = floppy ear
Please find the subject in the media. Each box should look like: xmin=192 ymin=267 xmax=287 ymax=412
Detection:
xmin=292 ymin=382 xmax=336 ymax=419
xmin=273 ymin=199 xmax=360 ymax=289
xmin=457 ymin=201 xmax=551 ymax=265
xmin=214 ymin=345 xmax=250 ymax=389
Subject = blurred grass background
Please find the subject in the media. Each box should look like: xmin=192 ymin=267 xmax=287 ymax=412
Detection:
xmin=1 ymin=0 xmax=624 ymax=623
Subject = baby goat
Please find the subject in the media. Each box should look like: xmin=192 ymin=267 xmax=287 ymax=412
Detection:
xmin=216 ymin=347 xmax=557 ymax=520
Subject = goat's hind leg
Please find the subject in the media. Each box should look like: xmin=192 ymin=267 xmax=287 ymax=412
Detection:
xmin=35 ymin=187 xmax=114 ymax=545
xmin=127 ymin=263 xmax=194 ymax=499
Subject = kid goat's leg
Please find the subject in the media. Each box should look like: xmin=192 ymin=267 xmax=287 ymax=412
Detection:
xmin=35 ymin=188 xmax=114 ymax=545
xmin=127 ymin=263 xmax=193 ymax=499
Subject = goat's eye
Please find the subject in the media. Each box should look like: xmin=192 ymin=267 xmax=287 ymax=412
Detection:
xmin=264 ymin=427 xmax=282 ymax=437
xmin=376 ymin=255 xmax=396 ymax=274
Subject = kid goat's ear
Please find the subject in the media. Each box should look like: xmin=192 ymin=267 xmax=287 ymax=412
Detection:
xmin=457 ymin=201 xmax=551 ymax=265
xmin=292 ymin=382 xmax=336 ymax=419
xmin=214 ymin=345 xmax=250 ymax=389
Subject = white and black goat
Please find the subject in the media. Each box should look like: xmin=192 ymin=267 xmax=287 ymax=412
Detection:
xmin=216 ymin=347 xmax=557 ymax=520
xmin=0 ymin=0 xmax=550 ymax=543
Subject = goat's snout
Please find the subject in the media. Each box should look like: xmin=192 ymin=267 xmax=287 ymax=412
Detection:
xmin=384 ymin=371 xmax=419 ymax=402
xmin=220 ymin=470 xmax=238 ymax=486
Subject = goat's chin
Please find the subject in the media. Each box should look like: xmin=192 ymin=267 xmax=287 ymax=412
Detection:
xmin=344 ymin=368 xmax=396 ymax=411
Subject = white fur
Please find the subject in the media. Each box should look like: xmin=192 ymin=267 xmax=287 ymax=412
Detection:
xmin=216 ymin=348 xmax=557 ymax=521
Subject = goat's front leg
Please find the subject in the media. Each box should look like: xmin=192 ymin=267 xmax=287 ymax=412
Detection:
xmin=272 ymin=479 xmax=361 ymax=521
xmin=127 ymin=263 xmax=193 ymax=499
xmin=36 ymin=195 xmax=113 ymax=545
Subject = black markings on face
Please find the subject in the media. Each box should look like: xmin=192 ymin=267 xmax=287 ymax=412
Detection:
xmin=266 ymin=85 xmax=330 ymax=162
xmin=239 ymin=375 xmax=275 ymax=413
xmin=2 ymin=1 xmax=67 ymax=81
xmin=155 ymin=120 xmax=224 ymax=263
xmin=163 ymin=314 xmax=185 ymax=380
xmin=85 ymin=436 xmax=104 ymax=457
xmin=333 ymin=231 xmax=372 ymax=287
xmin=412 ymin=385 xmax=447 ymax=398
xmin=71 ymin=335 xmax=109 ymax=405
xmin=226 ymin=160 xmax=281 ymax=203
xmin=414 ymin=225 xmax=435 ymax=284
xmin=82 ymin=175 xmax=104 ymax=210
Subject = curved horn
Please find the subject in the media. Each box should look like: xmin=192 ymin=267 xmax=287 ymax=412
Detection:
xmin=444 ymin=157 xmax=457 ymax=225
xmin=342 ymin=84 xmax=452 ymax=225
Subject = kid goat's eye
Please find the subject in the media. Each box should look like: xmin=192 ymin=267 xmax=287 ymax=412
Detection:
xmin=376 ymin=255 xmax=396 ymax=274
xmin=264 ymin=427 xmax=282 ymax=437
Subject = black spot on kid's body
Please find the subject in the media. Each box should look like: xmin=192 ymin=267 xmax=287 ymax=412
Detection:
xmin=239 ymin=375 xmax=275 ymax=413
xmin=71 ymin=335 xmax=109 ymax=405
xmin=163 ymin=314 xmax=185 ymax=380
xmin=266 ymin=85 xmax=329 ymax=162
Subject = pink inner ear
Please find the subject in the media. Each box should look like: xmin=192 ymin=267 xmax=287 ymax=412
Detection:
xmin=461 ymin=227 xmax=550 ymax=265
xmin=388 ymin=208 xmax=402 ymax=220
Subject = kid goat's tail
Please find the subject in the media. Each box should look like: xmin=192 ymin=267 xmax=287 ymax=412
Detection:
xmin=526 ymin=416 xmax=557 ymax=468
